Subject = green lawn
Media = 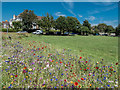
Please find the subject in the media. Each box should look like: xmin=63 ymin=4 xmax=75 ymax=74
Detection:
xmin=23 ymin=34 xmax=118 ymax=64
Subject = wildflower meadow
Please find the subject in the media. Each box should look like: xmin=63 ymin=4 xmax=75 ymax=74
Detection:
xmin=2 ymin=33 xmax=118 ymax=88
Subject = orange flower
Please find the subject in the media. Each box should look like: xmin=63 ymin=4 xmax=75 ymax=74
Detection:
xmin=56 ymin=62 xmax=58 ymax=63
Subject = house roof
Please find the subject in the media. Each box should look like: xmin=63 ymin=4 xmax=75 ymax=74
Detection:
xmin=37 ymin=16 xmax=43 ymax=20
xmin=2 ymin=20 xmax=9 ymax=24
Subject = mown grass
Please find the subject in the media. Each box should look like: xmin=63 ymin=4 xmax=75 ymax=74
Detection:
xmin=24 ymin=34 xmax=118 ymax=64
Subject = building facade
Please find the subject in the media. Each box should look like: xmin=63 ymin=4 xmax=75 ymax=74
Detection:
xmin=2 ymin=14 xmax=42 ymax=29
xmin=2 ymin=20 xmax=9 ymax=28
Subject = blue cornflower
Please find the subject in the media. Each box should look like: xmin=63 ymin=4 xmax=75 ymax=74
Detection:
xmin=107 ymin=85 xmax=110 ymax=87
xmin=56 ymin=79 xmax=58 ymax=81
xmin=50 ymin=73 xmax=51 ymax=75
xmin=51 ymin=79 xmax=52 ymax=81
xmin=114 ymin=71 xmax=116 ymax=72
xmin=61 ymin=73 xmax=63 ymax=75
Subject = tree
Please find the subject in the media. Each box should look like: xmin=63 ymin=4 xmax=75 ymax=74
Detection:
xmin=106 ymin=25 xmax=115 ymax=35
xmin=19 ymin=9 xmax=37 ymax=30
xmin=97 ymin=23 xmax=107 ymax=33
xmin=116 ymin=24 xmax=120 ymax=36
xmin=81 ymin=26 xmax=89 ymax=36
xmin=66 ymin=17 xmax=79 ymax=34
xmin=83 ymin=20 xmax=91 ymax=30
xmin=38 ymin=13 xmax=54 ymax=33
xmin=55 ymin=16 xmax=67 ymax=34
xmin=12 ymin=21 xmax=22 ymax=31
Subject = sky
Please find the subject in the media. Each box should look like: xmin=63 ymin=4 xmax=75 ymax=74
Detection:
xmin=2 ymin=2 xmax=118 ymax=27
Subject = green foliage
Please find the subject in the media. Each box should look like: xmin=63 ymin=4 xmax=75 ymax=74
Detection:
xmin=12 ymin=21 xmax=22 ymax=31
xmin=55 ymin=16 xmax=67 ymax=34
xmin=80 ymin=26 xmax=89 ymax=35
xmin=83 ymin=20 xmax=91 ymax=30
xmin=97 ymin=23 xmax=107 ymax=33
xmin=2 ymin=28 xmax=21 ymax=32
xmin=115 ymin=24 xmax=120 ymax=36
xmin=38 ymin=13 xmax=54 ymax=33
xmin=19 ymin=9 xmax=37 ymax=30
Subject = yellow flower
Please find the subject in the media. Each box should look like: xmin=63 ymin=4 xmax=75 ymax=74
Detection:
xmin=29 ymin=69 xmax=32 ymax=71
xmin=10 ymin=75 xmax=13 ymax=78
xmin=90 ymin=84 xmax=92 ymax=86
xmin=42 ymin=85 xmax=46 ymax=87
xmin=71 ymin=81 xmax=73 ymax=84
xmin=25 ymin=63 xmax=27 ymax=65
xmin=26 ymin=76 xmax=28 ymax=78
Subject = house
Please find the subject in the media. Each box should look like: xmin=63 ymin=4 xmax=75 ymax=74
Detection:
xmin=9 ymin=14 xmax=43 ymax=29
xmin=2 ymin=20 xmax=9 ymax=28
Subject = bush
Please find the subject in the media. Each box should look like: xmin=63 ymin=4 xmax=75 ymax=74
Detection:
xmin=2 ymin=28 xmax=21 ymax=32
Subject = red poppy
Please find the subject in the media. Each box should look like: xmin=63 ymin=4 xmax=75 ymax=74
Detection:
xmin=80 ymin=68 xmax=82 ymax=70
xmin=71 ymin=68 xmax=72 ymax=69
xmin=15 ymin=75 xmax=17 ymax=77
xmin=33 ymin=54 xmax=35 ymax=55
xmin=66 ymin=64 xmax=68 ymax=66
xmin=81 ymin=78 xmax=84 ymax=80
xmin=78 ymin=79 xmax=80 ymax=82
xmin=73 ymin=73 xmax=75 ymax=75
xmin=84 ymin=69 xmax=87 ymax=71
xmin=111 ymin=69 xmax=113 ymax=71
xmin=72 ymin=64 xmax=74 ymax=66
xmin=37 ymin=59 xmax=39 ymax=61
xmin=86 ymin=61 xmax=88 ymax=63
xmin=87 ymin=67 xmax=89 ymax=69
xmin=42 ymin=47 xmax=44 ymax=49
xmin=89 ymin=74 xmax=91 ymax=76
xmin=110 ymin=66 xmax=112 ymax=68
xmin=45 ymin=46 xmax=47 ymax=48
xmin=34 ymin=46 xmax=35 ymax=48
xmin=74 ymin=82 xmax=78 ymax=86
xmin=80 ymin=57 xmax=82 ymax=59
xmin=79 ymin=85 xmax=81 ymax=88
xmin=116 ymin=63 xmax=118 ymax=65
xmin=96 ymin=67 xmax=99 ymax=69
xmin=60 ymin=61 xmax=62 ymax=64
xmin=39 ymin=48 xmax=41 ymax=50
xmin=24 ymin=67 xmax=27 ymax=69
xmin=64 ymin=79 xmax=67 ymax=82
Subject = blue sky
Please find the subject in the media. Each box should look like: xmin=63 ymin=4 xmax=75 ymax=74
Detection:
xmin=2 ymin=2 xmax=118 ymax=27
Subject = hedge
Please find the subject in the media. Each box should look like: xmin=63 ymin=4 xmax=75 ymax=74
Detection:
xmin=2 ymin=28 xmax=22 ymax=32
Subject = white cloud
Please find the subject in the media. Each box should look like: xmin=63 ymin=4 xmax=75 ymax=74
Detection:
xmin=102 ymin=20 xmax=118 ymax=27
xmin=78 ymin=14 xmax=83 ymax=18
xmin=63 ymin=0 xmax=74 ymax=9
xmin=55 ymin=12 xmax=66 ymax=17
xmin=61 ymin=2 xmax=76 ymax=16
xmin=85 ymin=16 xmax=96 ymax=21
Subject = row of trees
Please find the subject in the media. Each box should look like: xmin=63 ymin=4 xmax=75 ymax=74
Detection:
xmin=12 ymin=9 xmax=119 ymax=36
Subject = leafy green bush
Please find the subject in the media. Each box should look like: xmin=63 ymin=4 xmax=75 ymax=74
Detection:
xmin=2 ymin=28 xmax=22 ymax=32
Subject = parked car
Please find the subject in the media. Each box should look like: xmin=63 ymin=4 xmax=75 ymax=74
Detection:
xmin=17 ymin=31 xmax=27 ymax=33
xmin=32 ymin=30 xmax=43 ymax=35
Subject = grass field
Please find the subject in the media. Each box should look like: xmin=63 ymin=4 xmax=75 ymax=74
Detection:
xmin=24 ymin=34 xmax=118 ymax=64
xmin=2 ymin=33 xmax=118 ymax=88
